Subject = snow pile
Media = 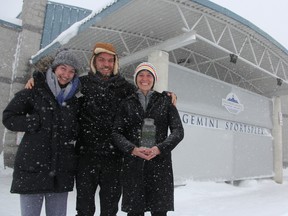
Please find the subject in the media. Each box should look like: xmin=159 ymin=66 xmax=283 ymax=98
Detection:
xmin=1 ymin=151 xmax=288 ymax=215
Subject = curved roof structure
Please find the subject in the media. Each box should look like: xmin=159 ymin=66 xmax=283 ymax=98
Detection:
xmin=31 ymin=0 xmax=288 ymax=98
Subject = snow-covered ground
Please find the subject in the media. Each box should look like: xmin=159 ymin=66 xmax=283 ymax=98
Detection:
xmin=1 ymin=153 xmax=288 ymax=216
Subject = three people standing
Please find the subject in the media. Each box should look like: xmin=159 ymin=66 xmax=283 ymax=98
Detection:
xmin=5 ymin=43 xmax=183 ymax=216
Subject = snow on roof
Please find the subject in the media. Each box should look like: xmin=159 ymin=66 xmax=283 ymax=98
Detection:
xmin=31 ymin=0 xmax=117 ymax=63
xmin=0 ymin=18 xmax=22 ymax=30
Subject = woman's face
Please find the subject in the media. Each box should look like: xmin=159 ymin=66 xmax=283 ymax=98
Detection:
xmin=54 ymin=64 xmax=76 ymax=85
xmin=136 ymin=70 xmax=154 ymax=94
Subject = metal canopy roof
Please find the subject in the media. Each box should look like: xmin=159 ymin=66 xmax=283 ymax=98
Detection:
xmin=32 ymin=0 xmax=288 ymax=98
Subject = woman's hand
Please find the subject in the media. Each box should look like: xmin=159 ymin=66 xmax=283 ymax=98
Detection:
xmin=131 ymin=147 xmax=151 ymax=160
xmin=145 ymin=146 xmax=160 ymax=160
xmin=131 ymin=146 xmax=160 ymax=160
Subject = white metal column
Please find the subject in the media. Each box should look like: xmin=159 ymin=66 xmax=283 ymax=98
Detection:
xmin=273 ymin=96 xmax=283 ymax=183
xmin=148 ymin=50 xmax=169 ymax=92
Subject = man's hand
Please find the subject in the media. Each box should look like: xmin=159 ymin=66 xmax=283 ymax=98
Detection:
xmin=167 ymin=92 xmax=177 ymax=106
xmin=25 ymin=78 xmax=35 ymax=89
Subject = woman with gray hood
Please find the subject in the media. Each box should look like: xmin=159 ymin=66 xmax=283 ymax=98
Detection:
xmin=2 ymin=49 xmax=81 ymax=216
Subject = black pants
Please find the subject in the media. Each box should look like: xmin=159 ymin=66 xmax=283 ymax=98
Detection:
xmin=76 ymin=155 xmax=122 ymax=216
xmin=127 ymin=212 xmax=167 ymax=216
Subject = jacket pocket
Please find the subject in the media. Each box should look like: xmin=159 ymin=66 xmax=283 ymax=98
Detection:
xmin=58 ymin=142 xmax=78 ymax=172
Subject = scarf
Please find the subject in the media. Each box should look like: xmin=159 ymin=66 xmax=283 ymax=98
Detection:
xmin=46 ymin=68 xmax=80 ymax=106
xmin=136 ymin=89 xmax=154 ymax=112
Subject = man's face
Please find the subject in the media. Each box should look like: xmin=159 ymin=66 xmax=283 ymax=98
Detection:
xmin=94 ymin=52 xmax=115 ymax=77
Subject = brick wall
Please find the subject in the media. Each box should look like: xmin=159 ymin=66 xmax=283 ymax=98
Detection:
xmin=1 ymin=0 xmax=47 ymax=167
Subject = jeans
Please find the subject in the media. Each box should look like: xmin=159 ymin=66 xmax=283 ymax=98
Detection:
xmin=127 ymin=212 xmax=167 ymax=216
xmin=20 ymin=192 xmax=68 ymax=216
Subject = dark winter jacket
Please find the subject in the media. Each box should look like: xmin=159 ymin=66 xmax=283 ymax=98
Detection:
xmin=112 ymin=91 xmax=184 ymax=213
xmin=2 ymin=71 xmax=80 ymax=194
xmin=76 ymin=72 xmax=135 ymax=157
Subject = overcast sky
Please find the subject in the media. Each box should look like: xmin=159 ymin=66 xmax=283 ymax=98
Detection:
xmin=1 ymin=0 xmax=287 ymax=50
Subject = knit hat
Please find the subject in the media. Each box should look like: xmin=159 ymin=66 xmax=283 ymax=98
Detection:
xmin=134 ymin=62 xmax=158 ymax=87
xmin=51 ymin=49 xmax=81 ymax=73
xmin=90 ymin=42 xmax=119 ymax=75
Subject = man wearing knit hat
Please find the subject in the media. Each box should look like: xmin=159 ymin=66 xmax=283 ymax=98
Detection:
xmin=75 ymin=42 xmax=135 ymax=216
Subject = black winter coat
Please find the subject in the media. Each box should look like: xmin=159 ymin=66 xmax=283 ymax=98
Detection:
xmin=76 ymin=72 xmax=135 ymax=157
xmin=112 ymin=91 xmax=184 ymax=213
xmin=2 ymin=72 xmax=80 ymax=194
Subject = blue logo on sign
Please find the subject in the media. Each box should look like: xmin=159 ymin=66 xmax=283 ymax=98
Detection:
xmin=222 ymin=93 xmax=244 ymax=115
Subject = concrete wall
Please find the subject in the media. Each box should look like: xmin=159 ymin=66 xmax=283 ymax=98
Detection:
xmin=169 ymin=63 xmax=273 ymax=181
xmin=0 ymin=21 xmax=21 ymax=157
